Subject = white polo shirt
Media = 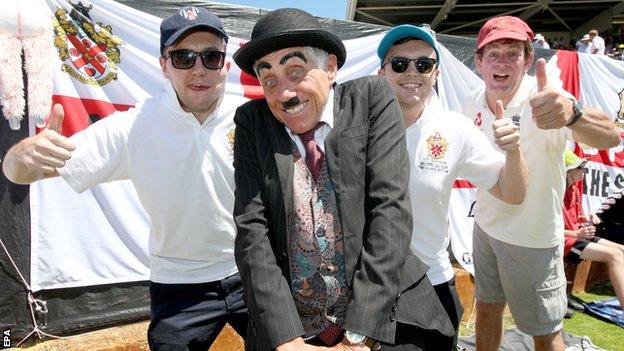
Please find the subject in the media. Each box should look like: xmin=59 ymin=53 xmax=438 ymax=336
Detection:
xmin=462 ymin=75 xmax=572 ymax=248
xmin=59 ymin=82 xmax=248 ymax=283
xmin=407 ymin=92 xmax=503 ymax=285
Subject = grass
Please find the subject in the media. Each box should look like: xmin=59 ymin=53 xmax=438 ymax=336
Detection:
xmin=459 ymin=282 xmax=624 ymax=350
xmin=563 ymin=282 xmax=624 ymax=351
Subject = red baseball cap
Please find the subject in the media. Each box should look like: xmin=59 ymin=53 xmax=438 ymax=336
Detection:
xmin=477 ymin=16 xmax=534 ymax=49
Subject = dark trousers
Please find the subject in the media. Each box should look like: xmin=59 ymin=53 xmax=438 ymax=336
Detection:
xmin=422 ymin=278 xmax=463 ymax=350
xmin=380 ymin=279 xmax=462 ymax=351
xmin=379 ymin=322 xmax=426 ymax=350
xmin=148 ymin=273 xmax=248 ymax=351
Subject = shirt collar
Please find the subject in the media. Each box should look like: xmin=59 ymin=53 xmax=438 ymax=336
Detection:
xmin=416 ymin=89 xmax=442 ymax=125
xmin=478 ymin=74 xmax=533 ymax=112
xmin=506 ymin=74 xmax=533 ymax=109
xmin=164 ymin=81 xmax=222 ymax=127
xmin=320 ymin=88 xmax=335 ymax=128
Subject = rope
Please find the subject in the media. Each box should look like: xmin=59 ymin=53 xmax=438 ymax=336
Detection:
xmin=0 ymin=235 xmax=64 ymax=346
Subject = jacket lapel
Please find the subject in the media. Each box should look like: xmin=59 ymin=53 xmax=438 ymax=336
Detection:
xmin=325 ymin=85 xmax=343 ymax=194
xmin=267 ymin=115 xmax=294 ymax=249
xmin=324 ymin=85 xmax=358 ymax=281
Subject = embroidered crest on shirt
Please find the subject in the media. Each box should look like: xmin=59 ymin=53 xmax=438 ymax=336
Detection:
xmin=512 ymin=114 xmax=521 ymax=127
xmin=227 ymin=127 xmax=236 ymax=152
xmin=426 ymin=131 xmax=448 ymax=159
xmin=474 ymin=112 xmax=483 ymax=129
xmin=419 ymin=131 xmax=450 ymax=173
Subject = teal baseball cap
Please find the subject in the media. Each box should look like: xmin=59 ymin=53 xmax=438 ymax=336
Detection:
xmin=377 ymin=24 xmax=440 ymax=66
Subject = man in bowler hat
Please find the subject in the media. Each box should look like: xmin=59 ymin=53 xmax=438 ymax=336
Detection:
xmin=232 ymin=8 xmax=453 ymax=351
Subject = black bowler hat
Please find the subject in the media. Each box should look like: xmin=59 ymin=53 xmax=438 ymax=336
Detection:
xmin=160 ymin=6 xmax=228 ymax=54
xmin=233 ymin=8 xmax=346 ymax=76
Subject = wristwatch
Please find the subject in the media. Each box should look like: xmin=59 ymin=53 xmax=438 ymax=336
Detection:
xmin=344 ymin=331 xmax=366 ymax=345
xmin=344 ymin=331 xmax=380 ymax=350
xmin=565 ymin=98 xmax=584 ymax=127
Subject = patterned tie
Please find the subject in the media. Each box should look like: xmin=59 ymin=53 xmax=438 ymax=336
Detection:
xmin=298 ymin=124 xmax=324 ymax=182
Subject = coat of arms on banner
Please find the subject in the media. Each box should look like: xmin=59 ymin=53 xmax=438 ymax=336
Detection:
xmin=617 ymin=88 xmax=624 ymax=129
xmin=52 ymin=2 xmax=123 ymax=86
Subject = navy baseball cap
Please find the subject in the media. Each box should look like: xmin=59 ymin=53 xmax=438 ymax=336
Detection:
xmin=377 ymin=24 xmax=439 ymax=66
xmin=160 ymin=6 xmax=228 ymax=54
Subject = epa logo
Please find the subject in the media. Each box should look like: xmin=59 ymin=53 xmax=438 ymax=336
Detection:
xmin=3 ymin=329 xmax=10 ymax=348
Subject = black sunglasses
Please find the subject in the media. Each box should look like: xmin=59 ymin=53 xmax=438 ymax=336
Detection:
xmin=385 ymin=56 xmax=437 ymax=74
xmin=165 ymin=49 xmax=225 ymax=70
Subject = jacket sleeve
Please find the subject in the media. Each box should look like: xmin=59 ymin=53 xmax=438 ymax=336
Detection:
xmin=233 ymin=105 xmax=305 ymax=349
xmin=342 ymin=77 xmax=413 ymax=343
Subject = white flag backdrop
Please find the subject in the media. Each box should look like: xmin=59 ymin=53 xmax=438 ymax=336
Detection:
xmin=30 ymin=0 xmax=624 ymax=290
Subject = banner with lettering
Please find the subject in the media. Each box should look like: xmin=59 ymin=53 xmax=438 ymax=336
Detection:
xmin=25 ymin=0 xmax=624 ymax=290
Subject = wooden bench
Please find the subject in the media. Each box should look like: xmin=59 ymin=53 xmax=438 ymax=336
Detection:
xmin=210 ymin=324 xmax=244 ymax=351
xmin=564 ymin=259 xmax=610 ymax=294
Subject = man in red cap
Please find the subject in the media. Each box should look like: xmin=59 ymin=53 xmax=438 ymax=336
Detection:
xmin=462 ymin=15 xmax=620 ymax=351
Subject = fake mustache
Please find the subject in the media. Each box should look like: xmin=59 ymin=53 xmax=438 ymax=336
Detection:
xmin=281 ymin=96 xmax=301 ymax=110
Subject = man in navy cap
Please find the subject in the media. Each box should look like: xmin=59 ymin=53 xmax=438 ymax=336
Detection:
xmin=3 ymin=6 xmax=248 ymax=350
xmin=377 ymin=24 xmax=527 ymax=350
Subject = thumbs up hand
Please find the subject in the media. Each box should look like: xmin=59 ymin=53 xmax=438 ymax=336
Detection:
xmin=529 ymin=58 xmax=575 ymax=130
xmin=492 ymin=100 xmax=520 ymax=154
xmin=47 ymin=103 xmax=65 ymax=133
xmin=13 ymin=103 xmax=76 ymax=175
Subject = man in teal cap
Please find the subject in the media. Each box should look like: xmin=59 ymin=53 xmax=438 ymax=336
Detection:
xmin=377 ymin=24 xmax=528 ymax=350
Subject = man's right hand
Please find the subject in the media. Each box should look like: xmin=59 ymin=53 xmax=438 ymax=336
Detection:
xmin=492 ymin=99 xmax=520 ymax=154
xmin=2 ymin=103 xmax=76 ymax=184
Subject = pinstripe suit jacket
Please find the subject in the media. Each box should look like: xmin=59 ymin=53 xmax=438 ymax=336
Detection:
xmin=233 ymin=76 xmax=453 ymax=350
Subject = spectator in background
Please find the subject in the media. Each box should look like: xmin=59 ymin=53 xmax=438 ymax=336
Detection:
xmin=589 ymin=29 xmax=606 ymax=55
xmin=563 ymin=150 xmax=624 ymax=310
xmin=577 ymin=34 xmax=592 ymax=54
xmin=532 ymin=34 xmax=550 ymax=49
xmin=594 ymin=188 xmax=624 ymax=244
xmin=463 ymin=15 xmax=620 ymax=351
xmin=615 ymin=44 xmax=624 ymax=60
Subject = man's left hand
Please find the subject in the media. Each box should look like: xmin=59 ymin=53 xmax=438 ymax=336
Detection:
xmin=529 ymin=58 xmax=574 ymax=130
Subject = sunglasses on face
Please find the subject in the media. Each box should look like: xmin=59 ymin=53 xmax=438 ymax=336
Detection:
xmin=165 ymin=49 xmax=225 ymax=70
xmin=385 ymin=56 xmax=437 ymax=74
